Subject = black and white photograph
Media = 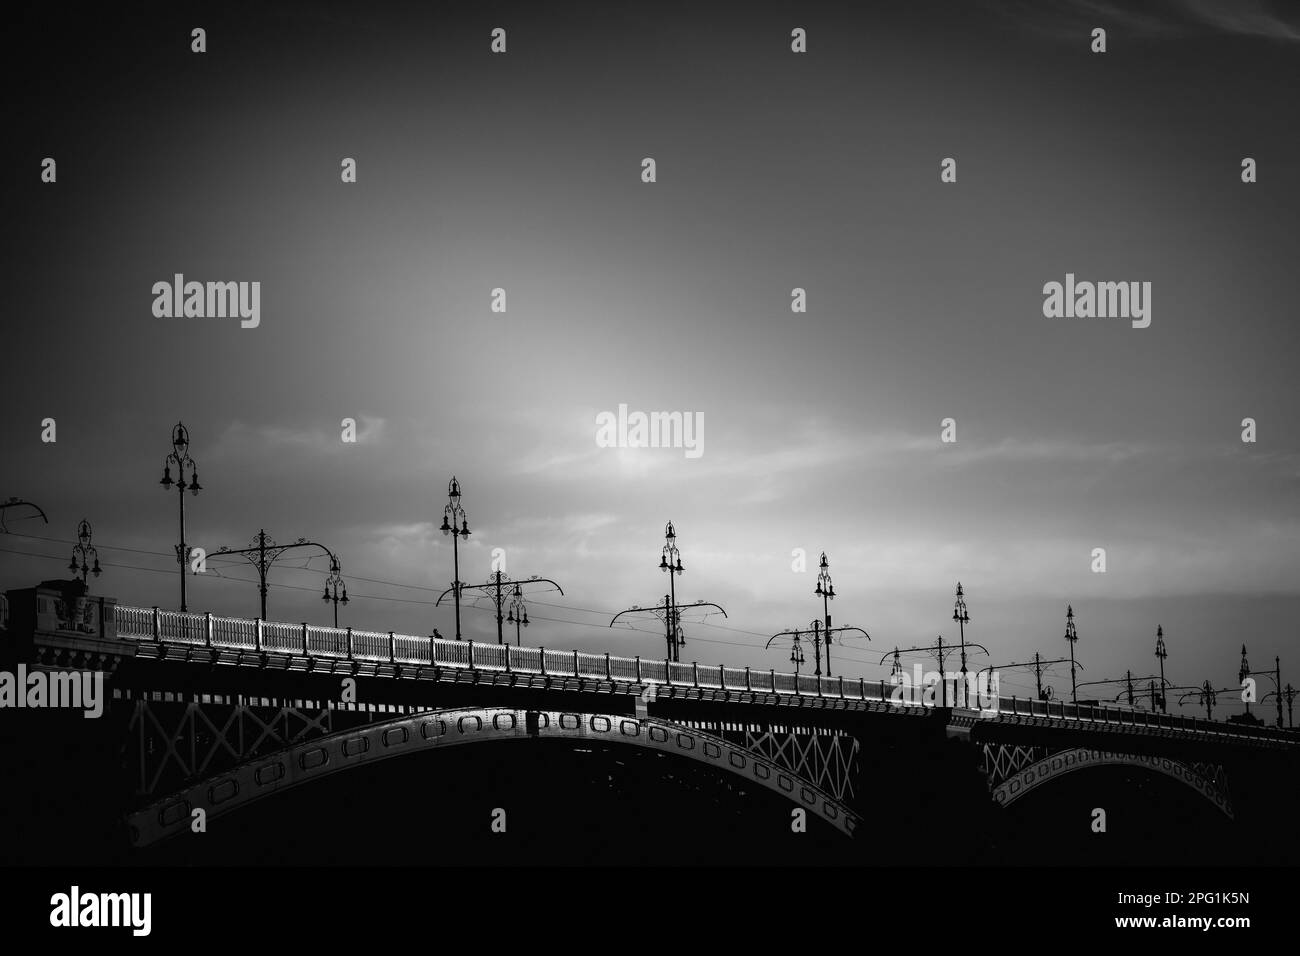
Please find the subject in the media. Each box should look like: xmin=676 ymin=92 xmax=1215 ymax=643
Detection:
xmin=2 ymin=0 xmax=1296 ymax=938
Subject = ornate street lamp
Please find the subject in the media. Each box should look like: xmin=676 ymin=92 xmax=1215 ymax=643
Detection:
xmin=440 ymin=476 xmax=471 ymax=639
xmin=660 ymin=521 xmax=685 ymax=660
xmin=953 ymin=583 xmax=971 ymax=705
xmin=1154 ymin=625 xmax=1168 ymax=713
xmin=1064 ymin=605 xmax=1080 ymax=704
xmin=159 ymin=422 xmax=201 ymax=611
xmin=506 ymin=582 xmax=530 ymax=645
xmin=68 ymin=519 xmax=102 ymax=586
xmin=322 ymin=555 xmax=349 ymax=628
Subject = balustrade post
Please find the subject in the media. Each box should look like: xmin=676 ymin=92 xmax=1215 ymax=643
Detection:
xmin=539 ymin=647 xmax=546 ymax=676
xmin=346 ymin=626 xmax=354 ymax=660
xmin=255 ymin=618 xmax=263 ymax=653
xmin=860 ymin=677 xmax=866 ymax=701
xmin=692 ymin=662 xmax=699 ymax=687
xmin=665 ymin=660 xmax=671 ymax=687
xmin=468 ymin=640 xmax=475 ymax=670
xmin=635 ymin=655 xmax=641 ymax=682
xmin=745 ymin=666 xmax=751 ymax=691
xmin=505 ymin=645 xmax=512 ymax=673
xmin=573 ymin=649 xmax=579 ymax=676
xmin=839 ymin=675 xmax=845 ymax=699
xmin=152 ymin=606 xmax=161 ymax=641
xmin=389 ymin=631 xmax=395 ymax=664
xmin=302 ymin=623 xmax=309 ymax=656
xmin=771 ymin=669 xmax=776 ymax=693
xmin=605 ymin=652 xmax=611 ymax=680
xmin=1011 ymin=696 xmax=1018 ymax=716
xmin=205 ymin=611 xmax=212 ymax=648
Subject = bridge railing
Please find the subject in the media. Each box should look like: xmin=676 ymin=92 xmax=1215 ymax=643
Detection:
xmin=611 ymin=656 xmax=640 ymax=682
xmin=640 ymin=659 xmax=668 ymax=683
xmin=352 ymin=629 xmax=390 ymax=661
xmin=116 ymin=605 xmax=155 ymax=638
xmin=158 ymin=609 xmax=205 ymax=645
xmin=723 ymin=666 xmax=748 ymax=689
xmin=510 ymin=646 xmax=542 ymax=672
xmin=108 ymin=604 xmax=1297 ymax=744
xmin=393 ymin=633 xmax=430 ymax=664
xmin=213 ymin=616 xmax=257 ymax=649
xmin=262 ymin=621 xmax=301 ymax=654
xmin=991 ymin=692 xmax=1292 ymax=742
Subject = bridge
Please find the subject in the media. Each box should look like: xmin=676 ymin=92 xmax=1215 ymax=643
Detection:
xmin=4 ymin=579 xmax=1299 ymax=864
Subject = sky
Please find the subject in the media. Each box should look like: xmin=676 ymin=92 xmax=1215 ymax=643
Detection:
xmin=3 ymin=0 xmax=1298 ymax=715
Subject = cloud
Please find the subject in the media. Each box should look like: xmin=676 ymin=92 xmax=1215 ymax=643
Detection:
xmin=991 ymin=0 xmax=1300 ymax=42
xmin=210 ymin=415 xmax=388 ymax=458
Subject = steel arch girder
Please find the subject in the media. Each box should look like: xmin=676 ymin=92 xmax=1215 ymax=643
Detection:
xmin=126 ymin=708 xmax=861 ymax=847
xmin=985 ymin=745 xmax=1233 ymax=818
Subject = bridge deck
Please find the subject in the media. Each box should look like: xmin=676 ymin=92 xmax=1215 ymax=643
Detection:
xmin=34 ymin=603 xmax=1300 ymax=746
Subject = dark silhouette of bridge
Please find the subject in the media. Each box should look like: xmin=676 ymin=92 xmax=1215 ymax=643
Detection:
xmin=3 ymin=580 xmax=1298 ymax=865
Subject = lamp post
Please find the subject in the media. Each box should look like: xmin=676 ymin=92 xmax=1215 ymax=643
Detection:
xmin=889 ymin=647 xmax=905 ymax=685
xmin=1261 ymin=684 xmax=1296 ymax=729
xmin=67 ymin=519 xmax=102 ymax=586
xmin=1241 ymin=650 xmax=1284 ymax=728
xmin=439 ymin=476 xmax=471 ymax=639
xmin=321 ymin=555 xmax=348 ymax=628
xmin=1178 ymin=682 xmax=1219 ymax=721
xmin=815 ymin=552 xmax=835 ymax=673
xmin=506 ymin=583 xmax=529 ymax=645
xmin=808 ymin=552 xmax=870 ymax=677
xmin=768 ymin=626 xmax=809 ymax=676
xmin=1064 ymin=605 xmax=1080 ymax=704
xmin=1154 ymin=625 xmax=1168 ymax=713
xmin=786 ymin=632 xmax=806 ymax=677
xmin=158 ymin=422 xmax=201 ymax=612
xmin=953 ymin=583 xmax=971 ymax=706
xmin=660 ymin=521 xmax=685 ymax=661
xmin=1239 ymin=645 xmax=1252 ymax=717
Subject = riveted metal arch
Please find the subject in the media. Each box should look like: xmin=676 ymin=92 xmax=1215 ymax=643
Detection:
xmin=989 ymin=747 xmax=1233 ymax=818
xmin=126 ymin=709 xmax=861 ymax=847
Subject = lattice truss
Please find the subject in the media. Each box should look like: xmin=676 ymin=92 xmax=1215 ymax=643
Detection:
xmin=126 ymin=699 xmax=333 ymax=797
xmin=729 ymin=726 xmax=861 ymax=802
xmin=982 ymin=743 xmax=1046 ymax=790
xmin=1188 ymin=760 xmax=1232 ymax=800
